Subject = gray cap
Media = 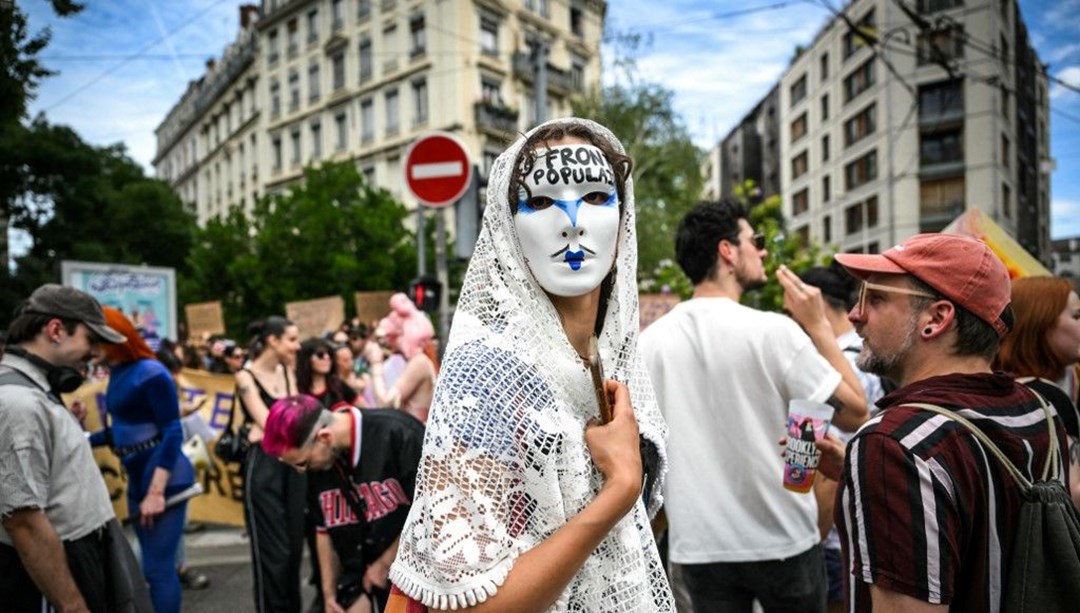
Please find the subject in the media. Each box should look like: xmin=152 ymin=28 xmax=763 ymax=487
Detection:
xmin=22 ymin=284 xmax=126 ymax=344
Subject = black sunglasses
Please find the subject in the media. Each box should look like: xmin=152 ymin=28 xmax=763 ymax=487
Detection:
xmin=313 ymin=350 xmax=330 ymax=359
xmin=725 ymin=232 xmax=767 ymax=250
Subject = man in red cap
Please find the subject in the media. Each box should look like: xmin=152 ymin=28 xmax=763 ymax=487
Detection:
xmin=829 ymin=234 xmax=1070 ymax=611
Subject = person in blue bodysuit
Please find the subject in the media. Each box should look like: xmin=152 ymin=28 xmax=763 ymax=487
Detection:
xmin=90 ymin=306 xmax=194 ymax=613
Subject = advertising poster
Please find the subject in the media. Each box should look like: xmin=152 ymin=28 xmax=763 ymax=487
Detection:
xmin=61 ymin=261 xmax=177 ymax=346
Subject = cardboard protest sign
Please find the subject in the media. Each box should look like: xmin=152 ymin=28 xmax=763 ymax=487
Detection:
xmin=185 ymin=301 xmax=226 ymax=338
xmin=285 ymin=295 xmax=345 ymax=339
xmin=354 ymin=291 xmax=395 ymax=326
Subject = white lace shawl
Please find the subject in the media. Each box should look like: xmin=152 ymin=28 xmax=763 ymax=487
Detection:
xmin=388 ymin=118 xmax=673 ymax=612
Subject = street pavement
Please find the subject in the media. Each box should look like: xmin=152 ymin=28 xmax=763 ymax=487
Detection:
xmin=179 ymin=523 xmax=318 ymax=612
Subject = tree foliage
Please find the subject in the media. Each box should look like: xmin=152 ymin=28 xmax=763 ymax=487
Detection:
xmin=183 ymin=161 xmax=417 ymax=337
xmin=1 ymin=116 xmax=197 ymax=328
xmin=572 ymin=80 xmax=703 ymax=279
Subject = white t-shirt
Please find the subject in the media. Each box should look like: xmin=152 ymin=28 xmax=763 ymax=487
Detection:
xmin=640 ymin=297 xmax=841 ymax=564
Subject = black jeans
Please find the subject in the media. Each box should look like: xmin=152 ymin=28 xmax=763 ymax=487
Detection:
xmin=0 ymin=523 xmax=111 ymax=613
xmin=682 ymin=543 xmax=827 ymax=613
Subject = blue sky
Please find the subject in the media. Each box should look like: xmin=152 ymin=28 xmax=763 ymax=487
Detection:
xmin=21 ymin=0 xmax=1080 ymax=239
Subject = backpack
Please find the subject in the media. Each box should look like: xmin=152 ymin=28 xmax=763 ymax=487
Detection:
xmin=908 ymin=394 xmax=1080 ymax=613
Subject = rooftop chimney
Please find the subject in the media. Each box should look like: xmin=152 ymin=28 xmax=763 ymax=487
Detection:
xmin=240 ymin=4 xmax=259 ymax=29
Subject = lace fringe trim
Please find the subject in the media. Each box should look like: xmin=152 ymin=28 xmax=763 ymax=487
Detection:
xmin=389 ymin=553 xmax=517 ymax=611
xmin=642 ymin=427 xmax=668 ymax=519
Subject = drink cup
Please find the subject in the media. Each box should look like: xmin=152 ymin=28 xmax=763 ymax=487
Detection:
xmin=782 ymin=399 xmax=834 ymax=493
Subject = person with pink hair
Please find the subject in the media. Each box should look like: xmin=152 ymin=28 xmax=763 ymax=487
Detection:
xmin=367 ymin=293 xmax=437 ymax=423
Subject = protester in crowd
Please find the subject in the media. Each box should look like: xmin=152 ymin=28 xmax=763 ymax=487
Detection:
xmin=640 ymin=199 xmax=867 ymax=613
xmin=388 ymin=118 xmax=673 ymax=611
xmin=298 ymin=337 xmax=364 ymax=410
xmin=205 ymin=336 xmax=232 ymax=373
xmin=86 ymin=307 xmax=194 ymax=613
xmin=0 ymin=284 xmax=128 ymax=612
xmin=222 ymin=342 xmax=248 ymax=374
xmin=820 ymin=234 xmax=1070 ymax=610
xmin=368 ymin=293 xmax=437 ymax=423
xmin=154 ymin=348 xmax=212 ymax=591
xmin=799 ymin=263 xmax=886 ymax=613
xmin=263 ymin=395 xmax=424 ymax=612
xmin=994 ymin=275 xmax=1080 ymax=508
xmin=333 ymin=341 xmax=369 ymax=400
xmin=236 ymin=316 xmax=305 ymax=613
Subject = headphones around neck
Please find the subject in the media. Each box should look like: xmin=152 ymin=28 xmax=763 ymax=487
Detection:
xmin=5 ymin=346 xmax=86 ymax=395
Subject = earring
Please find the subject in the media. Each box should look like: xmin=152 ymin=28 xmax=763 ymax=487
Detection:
xmin=923 ymin=327 xmax=933 ymax=336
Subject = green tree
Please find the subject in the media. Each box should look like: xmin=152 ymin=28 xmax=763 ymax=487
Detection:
xmin=1 ymin=117 xmax=197 ymax=327
xmin=184 ymin=161 xmax=416 ymax=337
xmin=572 ymin=80 xmax=703 ymax=278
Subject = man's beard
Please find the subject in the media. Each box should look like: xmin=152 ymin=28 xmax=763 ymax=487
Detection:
xmin=735 ymin=261 xmax=767 ymax=292
xmin=857 ymin=316 xmax=918 ymax=380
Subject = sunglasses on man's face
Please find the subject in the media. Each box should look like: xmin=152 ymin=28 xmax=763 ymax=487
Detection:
xmin=725 ymin=232 xmax=766 ymax=250
xmin=856 ymin=281 xmax=936 ymax=317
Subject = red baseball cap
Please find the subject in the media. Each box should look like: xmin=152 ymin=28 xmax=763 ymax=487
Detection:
xmin=834 ymin=233 xmax=1012 ymax=337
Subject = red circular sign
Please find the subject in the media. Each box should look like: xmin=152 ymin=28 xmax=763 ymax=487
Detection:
xmin=403 ymin=132 xmax=473 ymax=207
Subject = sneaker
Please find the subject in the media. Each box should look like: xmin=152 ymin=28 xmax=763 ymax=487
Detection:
xmin=179 ymin=567 xmax=210 ymax=590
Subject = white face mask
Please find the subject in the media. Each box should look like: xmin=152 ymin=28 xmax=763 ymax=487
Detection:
xmin=513 ymin=144 xmax=620 ymax=297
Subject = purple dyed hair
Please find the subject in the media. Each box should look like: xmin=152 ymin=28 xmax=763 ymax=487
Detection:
xmin=261 ymin=394 xmax=326 ymax=457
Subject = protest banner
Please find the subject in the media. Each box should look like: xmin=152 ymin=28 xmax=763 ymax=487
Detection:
xmin=286 ymin=295 xmax=346 ymax=339
xmin=639 ymin=293 xmax=681 ymax=330
xmin=70 ymin=368 xmax=245 ymax=527
xmin=185 ymin=300 xmax=226 ymax=338
xmin=355 ymin=290 xmax=395 ymax=326
xmin=943 ymin=209 xmax=1052 ymax=278
xmin=61 ymin=261 xmax=177 ymax=346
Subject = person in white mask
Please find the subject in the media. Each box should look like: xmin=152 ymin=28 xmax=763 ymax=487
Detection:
xmin=388 ymin=118 xmax=673 ymax=612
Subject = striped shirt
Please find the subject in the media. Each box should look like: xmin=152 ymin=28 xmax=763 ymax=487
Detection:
xmin=836 ymin=373 xmax=1070 ymax=612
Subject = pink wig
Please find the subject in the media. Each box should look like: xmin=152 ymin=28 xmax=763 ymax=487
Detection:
xmin=378 ymin=293 xmax=434 ymax=359
xmin=261 ymin=394 xmax=325 ymax=458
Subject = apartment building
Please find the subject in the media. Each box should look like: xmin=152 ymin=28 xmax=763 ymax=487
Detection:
xmin=712 ymin=0 xmax=1050 ymax=259
xmin=154 ymin=0 xmax=605 ymax=225
xmin=702 ymin=85 xmax=781 ymax=203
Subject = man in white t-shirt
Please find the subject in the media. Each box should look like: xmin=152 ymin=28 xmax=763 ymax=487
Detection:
xmin=640 ymin=200 xmax=869 ymax=613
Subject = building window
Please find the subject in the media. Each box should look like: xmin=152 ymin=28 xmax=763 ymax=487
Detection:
xmin=793 ymin=188 xmax=809 ymax=215
xmin=845 ymin=150 xmax=878 ymax=190
xmin=790 ymin=74 xmax=807 ymax=107
xmin=570 ymin=2 xmax=584 ymax=37
xmin=822 ymin=135 xmax=830 ymax=162
xmin=307 ymin=9 xmax=319 ymax=43
xmin=332 ymin=0 xmax=344 ymax=30
xmin=821 ymin=94 xmax=829 ymax=121
xmin=309 ymin=63 xmax=321 ymax=102
xmin=332 ymin=52 xmax=345 ymax=91
xmin=287 ymin=18 xmax=299 ymax=56
xmin=844 ymin=103 xmax=876 ymax=146
xmin=358 ymin=0 xmax=371 ymax=20
xmin=359 ymin=38 xmax=373 ymax=82
xmin=820 ymin=52 xmax=829 ymax=80
xmin=270 ymin=79 xmax=281 ymax=119
xmin=311 ymin=121 xmax=322 ymax=160
xmin=268 ymin=29 xmax=280 ymax=63
xmin=1001 ymin=133 xmax=1010 ymax=168
xmin=920 ymin=128 xmax=963 ymax=167
xmin=920 ymin=176 xmax=964 ymax=229
xmin=290 ymin=128 xmax=301 ymax=166
xmin=571 ymin=56 xmax=585 ymax=92
xmin=360 ymin=98 xmax=374 ymax=143
xmin=383 ymin=24 xmax=399 ymax=73
xmin=1002 ymin=182 xmax=1011 ymax=219
xmin=1000 ymin=33 xmax=1009 ymax=67
xmin=289 ymin=71 xmax=300 ymax=111
xmin=843 ymin=58 xmax=875 ymax=103
xmin=412 ymin=79 xmax=428 ymax=125
xmin=917 ymin=25 xmax=964 ymax=66
xmin=335 ymin=112 xmax=347 ymax=151
xmin=843 ymin=9 xmax=875 ymax=59
xmin=795 ymin=225 xmax=811 ymax=247
xmin=480 ymin=15 xmax=498 ymax=56
xmin=919 ymin=79 xmax=963 ymax=119
xmin=845 ymin=196 xmax=879 ymax=234
xmin=823 ymin=174 xmax=831 ymax=203
xmin=791 ymin=113 xmax=808 ymax=143
xmin=272 ymin=135 xmax=283 ymax=171
xmin=410 ymin=14 xmax=426 ymax=57
xmin=482 ymin=77 xmax=502 ymax=106
xmin=386 ymin=88 xmax=400 ymax=135
xmin=792 ymin=150 xmax=809 ymax=179
xmin=823 ymin=214 xmax=832 ymax=243
xmin=917 ymin=0 xmax=962 ymax=13
xmin=362 ymin=165 xmax=375 ymax=185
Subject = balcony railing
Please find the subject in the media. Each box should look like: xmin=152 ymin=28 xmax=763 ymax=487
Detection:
xmin=475 ymin=102 xmax=519 ymax=133
xmin=511 ymin=51 xmax=573 ymax=93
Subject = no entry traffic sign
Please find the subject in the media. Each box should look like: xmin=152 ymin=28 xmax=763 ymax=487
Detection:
xmin=403 ymin=132 xmax=473 ymax=208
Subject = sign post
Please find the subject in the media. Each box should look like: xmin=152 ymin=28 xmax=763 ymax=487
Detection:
xmin=403 ymin=133 xmax=474 ymax=352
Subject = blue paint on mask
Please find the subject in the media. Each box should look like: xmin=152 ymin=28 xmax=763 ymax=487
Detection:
xmin=516 ymin=191 xmax=617 ymax=227
xmin=564 ymin=250 xmax=585 ymax=270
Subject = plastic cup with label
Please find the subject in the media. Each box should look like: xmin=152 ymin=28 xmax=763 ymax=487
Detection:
xmin=782 ymin=399 xmax=834 ymax=493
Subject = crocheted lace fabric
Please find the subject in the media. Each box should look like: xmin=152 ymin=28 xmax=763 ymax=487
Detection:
xmin=388 ymin=118 xmax=673 ymax=612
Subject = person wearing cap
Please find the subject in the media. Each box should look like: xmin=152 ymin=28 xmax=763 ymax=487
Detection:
xmin=0 ymin=284 xmax=127 ymax=612
xmin=827 ymin=233 xmax=1070 ymax=611
xmin=261 ymin=395 xmax=424 ymax=613
xmin=640 ymin=199 xmax=869 ymax=613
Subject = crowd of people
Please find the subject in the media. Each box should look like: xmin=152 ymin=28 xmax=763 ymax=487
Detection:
xmin=2 ymin=115 xmax=1079 ymax=613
